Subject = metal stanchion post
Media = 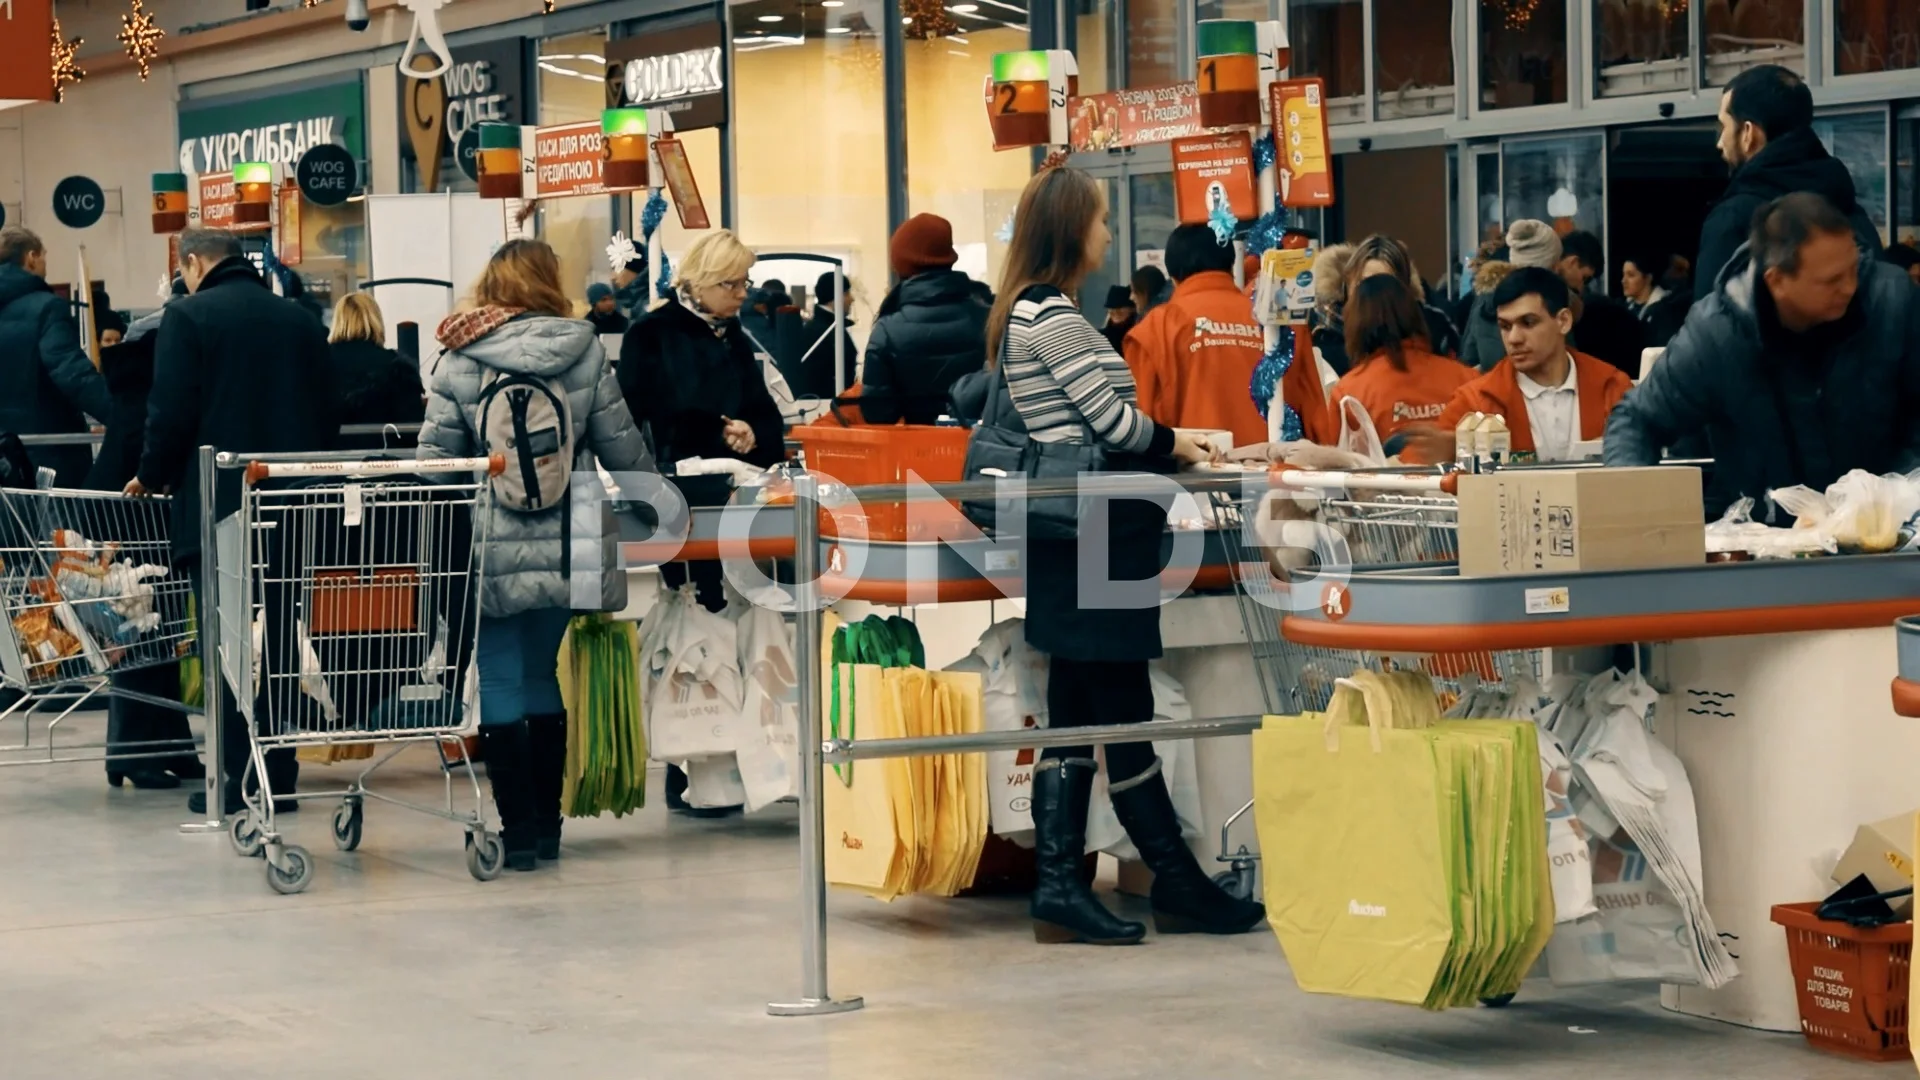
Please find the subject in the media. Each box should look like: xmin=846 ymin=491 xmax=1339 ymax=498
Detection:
xmin=768 ymin=472 xmax=863 ymax=1017
xmin=179 ymin=445 xmax=224 ymax=835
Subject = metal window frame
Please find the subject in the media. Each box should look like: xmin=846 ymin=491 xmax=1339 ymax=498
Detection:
xmin=1821 ymin=0 xmax=1920 ymax=97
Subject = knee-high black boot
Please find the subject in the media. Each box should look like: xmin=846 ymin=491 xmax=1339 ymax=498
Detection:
xmin=1030 ymin=758 xmax=1145 ymax=945
xmin=480 ymin=719 xmax=537 ymax=871
xmin=527 ymin=712 xmax=567 ymax=860
xmin=1109 ymin=758 xmax=1265 ymax=935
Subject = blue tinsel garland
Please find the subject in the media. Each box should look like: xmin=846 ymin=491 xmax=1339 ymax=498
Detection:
xmin=1247 ymin=327 xmax=1303 ymax=441
xmin=1251 ymin=131 xmax=1276 ymax=176
xmin=640 ymin=190 xmax=673 ymax=299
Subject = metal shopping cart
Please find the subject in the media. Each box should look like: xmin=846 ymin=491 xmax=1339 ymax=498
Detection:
xmin=217 ymin=454 xmax=500 ymax=894
xmin=1205 ymin=468 xmax=1544 ymax=905
xmin=0 ymin=486 xmax=199 ymax=768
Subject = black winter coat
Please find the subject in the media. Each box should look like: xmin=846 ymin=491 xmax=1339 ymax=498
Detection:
xmin=783 ymin=306 xmax=859 ymax=401
xmin=0 ymin=263 xmax=112 ymax=485
xmin=85 ymin=308 xmax=166 ymax=491
xmin=1605 ymin=250 xmax=1920 ymax=518
xmin=137 ymin=258 xmax=341 ymax=558
xmin=1694 ymin=128 xmax=1884 ymax=303
xmin=328 ymin=338 xmax=425 ymax=447
xmin=860 ymin=271 xmax=988 ymax=425
xmin=1573 ymin=291 xmax=1647 ymax=378
xmin=617 ymin=298 xmax=785 ymax=503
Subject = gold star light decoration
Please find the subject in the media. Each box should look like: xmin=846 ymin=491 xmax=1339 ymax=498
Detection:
xmin=51 ymin=18 xmax=85 ymax=103
xmin=118 ymin=0 xmax=165 ymax=81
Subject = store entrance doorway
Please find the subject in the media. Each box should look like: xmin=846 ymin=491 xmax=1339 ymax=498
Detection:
xmin=1606 ymin=123 xmax=1728 ymax=298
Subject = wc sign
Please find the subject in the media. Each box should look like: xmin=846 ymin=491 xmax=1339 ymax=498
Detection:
xmin=51 ymin=176 xmax=105 ymax=229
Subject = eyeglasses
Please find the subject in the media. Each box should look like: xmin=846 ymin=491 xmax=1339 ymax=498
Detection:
xmin=714 ymin=278 xmax=750 ymax=294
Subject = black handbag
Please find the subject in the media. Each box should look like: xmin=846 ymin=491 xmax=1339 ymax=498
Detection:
xmin=958 ymin=287 xmax=1114 ymax=540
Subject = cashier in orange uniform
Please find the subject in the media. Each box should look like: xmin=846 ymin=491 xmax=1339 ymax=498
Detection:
xmin=1125 ymin=224 xmax=1332 ymax=447
xmin=1436 ymin=266 xmax=1633 ymax=463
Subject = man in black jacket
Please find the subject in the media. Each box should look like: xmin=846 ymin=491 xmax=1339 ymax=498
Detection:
xmin=1694 ymin=64 xmax=1882 ymax=302
xmin=0 ymin=227 xmax=112 ymax=484
xmin=1606 ymin=193 xmax=1920 ymax=518
xmin=1556 ymin=230 xmax=1646 ymax=377
xmin=861 ymin=214 xmax=986 ymax=425
xmin=130 ymin=227 xmax=341 ymax=814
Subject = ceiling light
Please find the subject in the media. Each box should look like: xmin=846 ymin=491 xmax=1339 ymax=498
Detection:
xmin=950 ymin=3 xmax=978 ymax=11
xmin=827 ymin=25 xmax=850 ymax=32
xmin=758 ymin=14 xmax=783 ymax=21
xmin=821 ymin=1 xmax=845 ymax=6
xmin=902 ymin=15 xmax=912 ymax=21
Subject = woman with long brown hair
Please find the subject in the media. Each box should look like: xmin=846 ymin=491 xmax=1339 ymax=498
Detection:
xmin=987 ymin=166 xmax=1262 ymax=946
xmin=1323 ymin=274 xmax=1474 ymax=449
xmin=419 ymin=239 xmax=654 ymax=870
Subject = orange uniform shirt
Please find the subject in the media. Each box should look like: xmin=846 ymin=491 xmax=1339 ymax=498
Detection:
xmin=1434 ymin=350 xmax=1633 ymax=461
xmin=1323 ymin=346 xmax=1476 ymax=447
xmin=1124 ymin=271 xmax=1330 ymax=447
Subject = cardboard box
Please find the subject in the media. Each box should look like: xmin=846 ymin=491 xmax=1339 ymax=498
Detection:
xmin=1455 ymin=466 xmax=1705 ymax=578
xmin=1830 ymin=812 xmax=1917 ymax=916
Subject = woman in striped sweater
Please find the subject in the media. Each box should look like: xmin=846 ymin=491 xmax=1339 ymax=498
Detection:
xmin=990 ymin=166 xmax=1265 ymax=946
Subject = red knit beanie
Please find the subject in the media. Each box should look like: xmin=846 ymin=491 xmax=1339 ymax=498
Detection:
xmin=890 ymin=213 xmax=959 ymax=279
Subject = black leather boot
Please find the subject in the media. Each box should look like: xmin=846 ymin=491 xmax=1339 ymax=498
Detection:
xmin=480 ymin=720 xmax=537 ymax=871
xmin=1109 ymin=758 xmax=1265 ymax=935
xmin=1030 ymin=757 xmax=1145 ymax=945
xmin=527 ymin=712 xmax=567 ymax=860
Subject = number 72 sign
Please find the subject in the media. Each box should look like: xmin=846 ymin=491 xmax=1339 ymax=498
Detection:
xmin=984 ymin=50 xmax=1078 ymax=151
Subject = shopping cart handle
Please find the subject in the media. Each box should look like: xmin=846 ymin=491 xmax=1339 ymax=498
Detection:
xmin=243 ymin=456 xmax=504 ymax=483
xmin=1268 ymin=464 xmax=1459 ymax=496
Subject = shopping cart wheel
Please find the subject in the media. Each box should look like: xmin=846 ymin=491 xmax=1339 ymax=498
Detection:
xmin=229 ymin=811 xmax=264 ymax=859
xmin=467 ymin=832 xmax=505 ymax=882
xmin=331 ymin=800 xmax=364 ymax=852
xmin=266 ymin=845 xmax=314 ymax=895
xmin=1213 ymin=868 xmax=1256 ymax=902
xmin=1479 ymin=994 xmax=1516 ymax=1008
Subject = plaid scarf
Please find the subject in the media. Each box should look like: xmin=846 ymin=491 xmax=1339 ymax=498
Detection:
xmin=675 ymin=286 xmax=731 ymax=339
xmin=436 ymin=305 xmax=527 ymax=352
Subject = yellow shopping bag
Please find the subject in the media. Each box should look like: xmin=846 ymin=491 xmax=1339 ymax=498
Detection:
xmin=823 ymin=662 xmax=907 ymax=896
xmin=1253 ymin=709 xmax=1458 ymax=1006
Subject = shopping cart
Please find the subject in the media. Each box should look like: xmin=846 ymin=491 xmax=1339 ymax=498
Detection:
xmin=1207 ymin=468 xmax=1543 ymax=909
xmin=0 ymin=486 xmax=199 ymax=767
xmin=217 ymin=454 xmax=501 ymax=894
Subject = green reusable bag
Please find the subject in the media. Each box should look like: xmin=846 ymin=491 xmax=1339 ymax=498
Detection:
xmin=559 ymin=614 xmax=647 ymax=818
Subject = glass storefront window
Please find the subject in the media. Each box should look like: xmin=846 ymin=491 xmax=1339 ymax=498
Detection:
xmin=1834 ymin=0 xmax=1920 ymax=76
xmin=1812 ymin=111 xmax=1890 ymax=243
xmin=733 ymin=0 xmax=888 ymax=345
xmin=1082 ymin=177 xmax=1124 ymax=318
xmin=1288 ymin=0 xmax=1365 ymax=124
xmin=1127 ymin=0 xmax=1179 ymax=86
xmin=1076 ymin=0 xmax=1118 ymax=93
xmin=1199 ymin=0 xmax=1269 ymax=23
xmin=1898 ymin=116 xmax=1917 ymax=248
xmin=1474 ymin=146 xmax=1502 ymax=251
xmin=906 ymin=16 xmax=1030 ymax=298
xmin=1594 ymin=0 xmax=1688 ymax=98
xmin=1479 ymin=0 xmax=1568 ymax=109
xmin=1375 ymin=0 xmax=1455 ymax=119
xmin=1704 ymin=0 xmax=1805 ymax=86
xmin=1501 ymin=132 xmax=1602 ymax=238
xmin=536 ymin=31 xmax=614 ymax=309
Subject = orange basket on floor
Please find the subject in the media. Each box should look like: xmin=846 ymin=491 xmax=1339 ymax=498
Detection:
xmin=792 ymin=425 xmax=972 ymax=541
xmin=1771 ymin=902 xmax=1913 ymax=1062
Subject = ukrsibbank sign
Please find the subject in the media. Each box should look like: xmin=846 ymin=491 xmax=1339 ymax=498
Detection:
xmin=177 ymin=80 xmax=366 ymax=176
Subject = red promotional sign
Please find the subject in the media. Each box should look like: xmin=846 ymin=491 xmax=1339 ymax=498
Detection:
xmin=653 ymin=137 xmax=710 ymax=230
xmin=1272 ymin=78 xmax=1333 ymax=208
xmin=1068 ymin=82 xmax=1229 ymax=153
xmin=0 ymin=0 xmax=54 ymax=106
xmin=1171 ymin=131 xmax=1255 ymax=225
xmin=198 ymin=174 xmax=236 ymax=228
xmin=532 ymin=120 xmax=617 ymax=199
xmin=277 ymin=184 xmax=302 ymax=266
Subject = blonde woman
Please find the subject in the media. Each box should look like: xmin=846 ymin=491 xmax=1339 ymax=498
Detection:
xmin=617 ymin=229 xmax=783 ymax=814
xmin=328 ymin=291 xmax=424 ymax=433
xmin=418 ymin=239 xmax=654 ymax=869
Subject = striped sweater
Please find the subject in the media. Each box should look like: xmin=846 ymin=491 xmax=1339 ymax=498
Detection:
xmin=1003 ymin=288 xmax=1173 ymax=456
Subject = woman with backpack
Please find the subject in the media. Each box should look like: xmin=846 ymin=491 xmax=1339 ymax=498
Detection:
xmin=418 ymin=239 xmax=655 ymax=871
xmin=986 ymin=165 xmax=1263 ymax=946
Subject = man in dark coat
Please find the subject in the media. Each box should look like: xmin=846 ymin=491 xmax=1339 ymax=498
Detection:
xmin=789 ymin=269 xmax=859 ymax=400
xmin=130 ymin=227 xmax=341 ymax=814
xmin=1606 ymin=193 xmax=1920 ymax=519
xmin=0 ymin=227 xmax=112 ymax=485
xmin=1694 ymin=64 xmax=1882 ymax=303
xmin=1556 ymin=230 xmax=1646 ymax=378
xmin=861 ymin=214 xmax=987 ymax=425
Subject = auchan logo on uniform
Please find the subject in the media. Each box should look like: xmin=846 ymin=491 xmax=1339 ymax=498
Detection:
xmin=1348 ymin=899 xmax=1387 ymax=918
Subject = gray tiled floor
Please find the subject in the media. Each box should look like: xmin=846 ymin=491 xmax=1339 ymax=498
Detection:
xmin=0 ymin=724 xmax=1877 ymax=1079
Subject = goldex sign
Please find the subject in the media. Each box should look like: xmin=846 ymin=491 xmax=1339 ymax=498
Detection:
xmin=606 ymin=22 xmax=726 ymax=131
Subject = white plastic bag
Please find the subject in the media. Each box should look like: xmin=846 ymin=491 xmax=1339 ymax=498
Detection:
xmin=1767 ymin=470 xmax=1920 ymax=553
xmin=684 ymin=754 xmax=747 ymax=809
xmin=646 ymin=597 xmax=744 ymax=762
xmin=946 ymin=619 xmax=1049 ymax=839
xmin=732 ymin=604 xmax=800 ymax=812
xmin=1705 ymin=496 xmax=1835 ymax=559
xmin=1333 ymin=395 xmax=1388 ymax=466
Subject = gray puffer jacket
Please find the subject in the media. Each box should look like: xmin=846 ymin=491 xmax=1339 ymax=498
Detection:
xmin=418 ymin=314 xmax=654 ymax=617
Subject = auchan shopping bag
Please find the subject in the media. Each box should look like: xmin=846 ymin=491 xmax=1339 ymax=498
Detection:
xmin=823 ymin=662 xmax=905 ymax=896
xmin=1253 ymin=710 xmax=1458 ymax=1006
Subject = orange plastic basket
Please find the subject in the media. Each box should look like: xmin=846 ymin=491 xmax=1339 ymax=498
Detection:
xmin=1771 ymin=902 xmax=1912 ymax=1062
xmin=309 ymin=568 xmax=421 ymax=634
xmin=792 ymin=425 xmax=972 ymax=542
